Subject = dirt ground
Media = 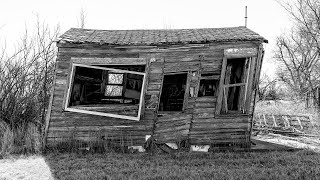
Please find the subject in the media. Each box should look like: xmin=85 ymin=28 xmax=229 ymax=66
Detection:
xmin=253 ymin=133 xmax=320 ymax=153
xmin=0 ymin=156 xmax=54 ymax=180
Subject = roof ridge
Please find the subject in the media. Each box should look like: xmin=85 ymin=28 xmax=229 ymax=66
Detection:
xmin=59 ymin=27 xmax=268 ymax=45
xmin=69 ymin=26 xmax=248 ymax=32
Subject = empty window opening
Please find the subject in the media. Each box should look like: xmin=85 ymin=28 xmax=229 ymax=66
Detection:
xmin=223 ymin=58 xmax=248 ymax=113
xmin=66 ymin=64 xmax=145 ymax=121
xmin=198 ymin=79 xmax=219 ymax=97
xmin=198 ymin=73 xmax=219 ymax=97
xmin=159 ymin=73 xmax=187 ymax=111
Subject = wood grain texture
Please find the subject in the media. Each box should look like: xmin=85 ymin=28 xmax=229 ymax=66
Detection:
xmin=47 ymin=41 xmax=264 ymax=148
xmin=72 ymin=57 xmax=147 ymax=65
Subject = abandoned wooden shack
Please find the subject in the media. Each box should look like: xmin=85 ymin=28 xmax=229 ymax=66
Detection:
xmin=44 ymin=26 xmax=268 ymax=150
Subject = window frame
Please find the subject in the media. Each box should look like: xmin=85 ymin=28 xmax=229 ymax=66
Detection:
xmin=222 ymin=58 xmax=250 ymax=113
xmin=216 ymin=47 xmax=258 ymax=115
xmin=65 ymin=63 xmax=146 ymax=121
xmin=158 ymin=72 xmax=189 ymax=112
xmin=105 ymin=72 xmax=125 ymax=97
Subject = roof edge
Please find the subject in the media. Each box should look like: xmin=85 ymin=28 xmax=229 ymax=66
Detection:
xmin=57 ymin=26 xmax=268 ymax=45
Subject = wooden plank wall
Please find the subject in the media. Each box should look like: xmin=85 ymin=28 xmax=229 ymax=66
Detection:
xmin=48 ymin=49 xmax=152 ymax=146
xmin=47 ymin=41 xmax=262 ymax=147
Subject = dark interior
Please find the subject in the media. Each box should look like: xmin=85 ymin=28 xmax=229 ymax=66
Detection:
xmin=198 ymin=79 xmax=219 ymax=97
xmin=159 ymin=73 xmax=187 ymax=111
xmin=69 ymin=65 xmax=144 ymax=106
xmin=225 ymin=58 xmax=246 ymax=111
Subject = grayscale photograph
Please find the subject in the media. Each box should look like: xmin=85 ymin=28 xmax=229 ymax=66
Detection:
xmin=0 ymin=0 xmax=319 ymax=179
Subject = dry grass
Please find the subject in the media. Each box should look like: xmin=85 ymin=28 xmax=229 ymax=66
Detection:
xmin=255 ymin=100 xmax=318 ymax=116
xmin=254 ymin=100 xmax=320 ymax=126
xmin=0 ymin=122 xmax=42 ymax=156
xmin=2 ymin=150 xmax=320 ymax=180
xmin=43 ymin=151 xmax=320 ymax=179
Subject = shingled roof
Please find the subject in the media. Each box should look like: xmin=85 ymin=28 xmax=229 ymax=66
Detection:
xmin=57 ymin=26 xmax=268 ymax=46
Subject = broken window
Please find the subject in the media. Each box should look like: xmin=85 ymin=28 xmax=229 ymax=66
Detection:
xmin=159 ymin=73 xmax=187 ymax=111
xmin=220 ymin=58 xmax=251 ymax=114
xmin=65 ymin=63 xmax=146 ymax=121
xmin=105 ymin=73 xmax=124 ymax=96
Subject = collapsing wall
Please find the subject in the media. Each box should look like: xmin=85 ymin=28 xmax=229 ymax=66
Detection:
xmin=45 ymin=27 xmax=267 ymax=149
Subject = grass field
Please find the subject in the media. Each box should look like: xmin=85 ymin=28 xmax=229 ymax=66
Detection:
xmin=1 ymin=100 xmax=319 ymax=180
xmin=254 ymin=100 xmax=319 ymax=120
xmin=2 ymin=150 xmax=320 ymax=180
xmin=254 ymin=100 xmax=320 ymax=135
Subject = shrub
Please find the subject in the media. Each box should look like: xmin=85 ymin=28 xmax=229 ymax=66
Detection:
xmin=0 ymin=18 xmax=59 ymax=155
xmin=0 ymin=121 xmax=42 ymax=156
xmin=0 ymin=122 xmax=14 ymax=155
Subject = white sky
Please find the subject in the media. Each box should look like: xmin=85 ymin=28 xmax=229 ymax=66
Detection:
xmin=0 ymin=0 xmax=292 ymax=77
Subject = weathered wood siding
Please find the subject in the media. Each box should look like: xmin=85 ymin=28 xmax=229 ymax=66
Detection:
xmin=46 ymin=41 xmax=263 ymax=148
xmin=47 ymin=49 xmax=151 ymax=146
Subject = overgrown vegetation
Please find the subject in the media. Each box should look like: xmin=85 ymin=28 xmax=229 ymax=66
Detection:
xmin=255 ymin=100 xmax=318 ymax=117
xmin=0 ymin=18 xmax=59 ymax=155
xmin=0 ymin=121 xmax=41 ymax=156
xmin=257 ymin=73 xmax=283 ymax=101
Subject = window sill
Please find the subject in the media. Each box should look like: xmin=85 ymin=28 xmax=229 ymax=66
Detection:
xmin=64 ymin=107 xmax=140 ymax=121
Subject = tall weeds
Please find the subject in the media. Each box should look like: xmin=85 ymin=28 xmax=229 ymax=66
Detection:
xmin=0 ymin=121 xmax=42 ymax=155
xmin=0 ymin=17 xmax=59 ymax=155
xmin=0 ymin=121 xmax=14 ymax=155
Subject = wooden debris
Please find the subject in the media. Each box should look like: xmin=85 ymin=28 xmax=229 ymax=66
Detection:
xmin=253 ymin=113 xmax=313 ymax=136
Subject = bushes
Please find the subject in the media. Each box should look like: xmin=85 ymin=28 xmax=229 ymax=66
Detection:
xmin=0 ymin=18 xmax=59 ymax=156
xmin=0 ymin=121 xmax=41 ymax=156
xmin=0 ymin=121 xmax=14 ymax=155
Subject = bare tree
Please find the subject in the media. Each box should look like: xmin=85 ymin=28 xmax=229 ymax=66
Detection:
xmin=257 ymin=73 xmax=278 ymax=101
xmin=0 ymin=17 xmax=60 ymax=143
xmin=275 ymin=0 xmax=320 ymax=108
